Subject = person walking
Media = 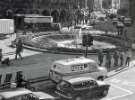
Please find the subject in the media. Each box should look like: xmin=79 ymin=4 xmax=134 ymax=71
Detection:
xmin=125 ymin=48 xmax=132 ymax=67
xmin=0 ymin=49 xmax=2 ymax=62
xmin=98 ymin=50 xmax=104 ymax=66
xmin=113 ymin=51 xmax=119 ymax=67
xmin=15 ymin=39 xmax=23 ymax=60
xmin=119 ymin=51 xmax=124 ymax=66
xmin=105 ymin=51 xmax=111 ymax=71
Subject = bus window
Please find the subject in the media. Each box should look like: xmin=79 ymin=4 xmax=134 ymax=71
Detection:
xmin=4 ymin=73 xmax=12 ymax=83
xmin=73 ymin=80 xmax=98 ymax=89
xmin=59 ymin=81 xmax=71 ymax=90
xmin=88 ymin=63 xmax=98 ymax=72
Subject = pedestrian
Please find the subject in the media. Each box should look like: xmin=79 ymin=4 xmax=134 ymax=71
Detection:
xmin=98 ymin=50 xmax=104 ymax=66
xmin=113 ymin=51 xmax=119 ymax=67
xmin=16 ymin=72 xmax=26 ymax=88
xmin=0 ymin=49 xmax=2 ymax=62
xmin=105 ymin=51 xmax=111 ymax=71
xmin=15 ymin=39 xmax=23 ymax=60
xmin=119 ymin=51 xmax=124 ymax=66
xmin=125 ymin=48 xmax=132 ymax=67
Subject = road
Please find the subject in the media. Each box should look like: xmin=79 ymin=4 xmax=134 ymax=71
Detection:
xmin=102 ymin=65 xmax=135 ymax=100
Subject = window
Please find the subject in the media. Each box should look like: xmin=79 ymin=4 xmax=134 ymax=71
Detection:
xmin=89 ymin=63 xmax=98 ymax=72
xmin=4 ymin=73 xmax=12 ymax=83
xmin=73 ymin=80 xmax=98 ymax=89
xmin=60 ymin=81 xmax=70 ymax=89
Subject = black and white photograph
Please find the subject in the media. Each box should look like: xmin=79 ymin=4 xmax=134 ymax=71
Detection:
xmin=0 ymin=0 xmax=135 ymax=100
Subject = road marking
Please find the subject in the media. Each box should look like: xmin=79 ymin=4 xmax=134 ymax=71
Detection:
xmin=109 ymin=78 xmax=135 ymax=87
xmin=109 ymin=78 xmax=121 ymax=83
xmin=122 ymin=81 xmax=135 ymax=86
xmin=108 ymin=84 xmax=133 ymax=100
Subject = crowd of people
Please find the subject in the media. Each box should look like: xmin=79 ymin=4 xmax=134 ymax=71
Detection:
xmin=97 ymin=49 xmax=132 ymax=71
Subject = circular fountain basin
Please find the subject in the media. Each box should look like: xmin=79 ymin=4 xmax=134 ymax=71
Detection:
xmin=24 ymin=34 xmax=119 ymax=54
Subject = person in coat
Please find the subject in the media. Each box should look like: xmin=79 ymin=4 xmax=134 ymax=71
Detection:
xmin=15 ymin=39 xmax=23 ymax=60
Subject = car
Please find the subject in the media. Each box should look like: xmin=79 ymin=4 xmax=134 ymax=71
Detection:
xmin=0 ymin=88 xmax=56 ymax=100
xmin=55 ymin=77 xmax=110 ymax=100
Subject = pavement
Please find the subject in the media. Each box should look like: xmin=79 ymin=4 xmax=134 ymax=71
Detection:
xmin=0 ymin=34 xmax=135 ymax=78
xmin=102 ymin=62 xmax=135 ymax=100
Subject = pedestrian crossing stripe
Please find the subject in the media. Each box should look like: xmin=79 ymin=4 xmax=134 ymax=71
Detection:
xmin=109 ymin=78 xmax=135 ymax=86
xmin=109 ymin=78 xmax=121 ymax=83
xmin=121 ymin=81 xmax=135 ymax=86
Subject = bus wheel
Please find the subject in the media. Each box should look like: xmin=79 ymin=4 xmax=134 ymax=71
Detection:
xmin=74 ymin=96 xmax=82 ymax=100
xmin=97 ymin=76 xmax=104 ymax=81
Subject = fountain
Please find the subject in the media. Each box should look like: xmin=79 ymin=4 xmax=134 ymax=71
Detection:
xmin=23 ymin=28 xmax=121 ymax=54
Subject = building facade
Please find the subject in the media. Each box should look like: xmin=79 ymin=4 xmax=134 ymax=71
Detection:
xmin=129 ymin=0 xmax=135 ymax=20
xmin=0 ymin=0 xmax=94 ymax=23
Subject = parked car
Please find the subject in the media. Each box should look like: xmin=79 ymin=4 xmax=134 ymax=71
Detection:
xmin=0 ymin=88 xmax=56 ymax=100
xmin=55 ymin=77 xmax=110 ymax=100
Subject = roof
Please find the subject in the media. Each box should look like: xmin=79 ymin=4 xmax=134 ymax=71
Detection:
xmin=32 ymin=92 xmax=55 ymax=99
xmin=67 ymin=77 xmax=95 ymax=84
xmin=0 ymin=88 xmax=32 ymax=99
xmin=54 ymin=57 xmax=96 ymax=66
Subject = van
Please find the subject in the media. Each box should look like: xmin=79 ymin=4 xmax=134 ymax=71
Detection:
xmin=49 ymin=57 xmax=107 ymax=83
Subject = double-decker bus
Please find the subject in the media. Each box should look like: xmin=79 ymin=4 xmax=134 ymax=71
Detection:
xmin=15 ymin=14 xmax=61 ymax=32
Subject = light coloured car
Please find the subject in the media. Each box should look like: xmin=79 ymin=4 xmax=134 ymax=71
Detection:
xmin=0 ymin=88 xmax=56 ymax=100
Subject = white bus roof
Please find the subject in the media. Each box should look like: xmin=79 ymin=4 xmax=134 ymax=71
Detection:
xmin=0 ymin=88 xmax=32 ymax=99
xmin=54 ymin=57 xmax=96 ymax=66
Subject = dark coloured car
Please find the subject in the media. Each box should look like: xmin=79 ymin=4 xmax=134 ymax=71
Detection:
xmin=55 ymin=77 xmax=110 ymax=100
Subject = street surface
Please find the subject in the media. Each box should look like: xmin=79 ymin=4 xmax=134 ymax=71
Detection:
xmin=102 ymin=65 xmax=135 ymax=100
